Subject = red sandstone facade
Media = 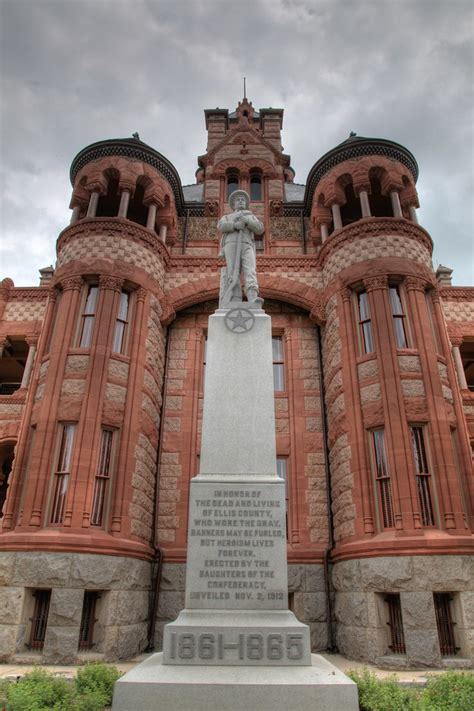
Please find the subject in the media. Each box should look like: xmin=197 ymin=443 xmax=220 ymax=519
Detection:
xmin=0 ymin=98 xmax=473 ymax=667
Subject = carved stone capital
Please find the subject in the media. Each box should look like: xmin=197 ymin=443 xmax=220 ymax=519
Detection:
xmin=450 ymin=336 xmax=463 ymax=348
xmin=363 ymin=275 xmax=389 ymax=293
xmin=61 ymin=276 xmax=83 ymax=292
xmin=85 ymin=180 xmax=107 ymax=196
xmin=405 ymin=276 xmax=427 ymax=292
xmin=339 ymin=287 xmax=352 ymax=303
xmin=99 ymin=275 xmax=124 ymax=292
xmin=136 ymin=287 xmax=147 ymax=303
xmin=25 ymin=336 xmax=39 ymax=347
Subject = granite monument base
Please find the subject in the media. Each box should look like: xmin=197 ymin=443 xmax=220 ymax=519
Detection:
xmin=112 ymin=652 xmax=359 ymax=711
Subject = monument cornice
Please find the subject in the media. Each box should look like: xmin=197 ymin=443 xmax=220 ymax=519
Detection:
xmin=440 ymin=287 xmax=474 ymax=302
xmin=5 ymin=287 xmax=50 ymax=302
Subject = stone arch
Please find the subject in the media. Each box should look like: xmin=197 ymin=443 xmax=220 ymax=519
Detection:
xmin=166 ymin=274 xmax=324 ymax=323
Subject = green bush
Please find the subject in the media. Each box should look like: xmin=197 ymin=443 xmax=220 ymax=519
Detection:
xmin=348 ymin=667 xmax=474 ymax=711
xmin=6 ymin=668 xmax=75 ymax=711
xmin=348 ymin=667 xmax=416 ymax=711
xmin=74 ymin=662 xmax=122 ymax=708
xmin=418 ymin=671 xmax=474 ymax=711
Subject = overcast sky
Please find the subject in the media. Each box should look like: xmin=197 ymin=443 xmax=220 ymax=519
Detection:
xmin=1 ymin=0 xmax=473 ymax=287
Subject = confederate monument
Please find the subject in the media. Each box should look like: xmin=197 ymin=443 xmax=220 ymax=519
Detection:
xmin=218 ymin=189 xmax=263 ymax=306
xmin=113 ymin=194 xmax=357 ymax=710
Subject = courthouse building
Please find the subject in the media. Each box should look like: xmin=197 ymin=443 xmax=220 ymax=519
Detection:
xmin=0 ymin=97 xmax=473 ymax=667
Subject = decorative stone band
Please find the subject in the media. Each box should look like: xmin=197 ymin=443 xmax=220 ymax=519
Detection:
xmin=318 ymin=218 xmax=433 ymax=268
xmin=56 ymin=218 xmax=170 ymax=267
xmin=0 ymin=286 xmax=51 ymax=302
xmin=440 ymin=287 xmax=474 ymax=301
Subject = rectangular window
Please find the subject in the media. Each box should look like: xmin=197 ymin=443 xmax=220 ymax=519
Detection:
xmin=28 ymin=590 xmax=51 ymax=650
xmin=90 ymin=429 xmax=114 ymax=527
xmin=384 ymin=594 xmax=406 ymax=654
xmin=357 ymin=291 xmax=374 ymax=353
xmin=79 ymin=591 xmax=100 ymax=651
xmin=112 ymin=291 xmax=130 ymax=353
xmin=255 ymin=235 xmax=265 ymax=252
xmin=434 ymin=593 xmax=459 ymax=656
xmin=79 ymin=285 xmax=99 ymax=348
xmin=272 ymin=336 xmax=285 ymax=391
xmin=50 ymin=424 xmax=76 ymax=524
xmin=389 ymin=286 xmax=408 ymax=348
xmin=371 ymin=430 xmax=395 ymax=529
xmin=410 ymin=426 xmax=435 ymax=526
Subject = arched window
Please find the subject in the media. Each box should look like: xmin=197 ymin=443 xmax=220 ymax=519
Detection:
xmin=250 ymin=173 xmax=262 ymax=201
xmin=226 ymin=173 xmax=239 ymax=199
xmin=96 ymin=170 xmax=120 ymax=218
xmin=340 ymin=181 xmax=362 ymax=226
xmin=369 ymin=169 xmax=392 ymax=217
xmin=127 ymin=183 xmax=148 ymax=226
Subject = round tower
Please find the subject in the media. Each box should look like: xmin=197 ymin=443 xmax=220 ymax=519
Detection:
xmin=0 ymin=138 xmax=182 ymax=662
xmin=308 ymin=136 xmax=473 ymax=667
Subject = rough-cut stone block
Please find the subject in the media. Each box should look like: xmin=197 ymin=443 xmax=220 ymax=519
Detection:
xmin=303 ymin=593 xmax=327 ymax=622
xmin=332 ymin=560 xmax=360 ymax=592
xmin=404 ymin=628 xmax=441 ymax=667
xmin=335 ymin=593 xmax=368 ymax=627
xmin=0 ymin=624 xmax=19 ymax=660
xmin=70 ymin=555 xmax=150 ymax=590
xmin=0 ymin=587 xmax=24 ymax=624
xmin=401 ymin=591 xmax=437 ymax=629
xmin=459 ymin=591 xmax=474 ymax=626
xmin=359 ymin=556 xmax=413 ymax=591
xmin=107 ymin=591 xmax=150 ymax=625
xmin=43 ymin=626 xmax=81 ymax=664
xmin=157 ymin=591 xmax=185 ymax=620
xmin=12 ymin=552 xmax=72 ymax=586
xmin=411 ymin=555 xmax=473 ymax=591
xmin=336 ymin=624 xmax=368 ymax=661
xmin=116 ymin=623 xmax=148 ymax=660
xmin=0 ymin=552 xmax=15 ymax=586
xmin=47 ymin=588 xmax=83 ymax=627
xmin=309 ymin=622 xmax=328 ymax=651
xmin=305 ymin=565 xmax=326 ymax=593
xmin=287 ymin=565 xmax=305 ymax=592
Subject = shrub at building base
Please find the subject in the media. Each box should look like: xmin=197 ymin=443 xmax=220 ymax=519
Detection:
xmin=2 ymin=663 xmax=122 ymax=711
xmin=348 ymin=667 xmax=474 ymax=711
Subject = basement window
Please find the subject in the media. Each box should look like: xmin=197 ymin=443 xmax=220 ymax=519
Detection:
xmin=79 ymin=591 xmax=101 ymax=651
xmin=384 ymin=593 xmax=406 ymax=654
xmin=434 ymin=593 xmax=459 ymax=656
xmin=28 ymin=589 xmax=51 ymax=650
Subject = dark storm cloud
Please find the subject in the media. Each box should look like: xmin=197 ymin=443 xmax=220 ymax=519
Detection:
xmin=0 ymin=0 xmax=472 ymax=285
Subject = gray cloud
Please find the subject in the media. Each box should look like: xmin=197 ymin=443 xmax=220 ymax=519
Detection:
xmin=1 ymin=0 xmax=472 ymax=285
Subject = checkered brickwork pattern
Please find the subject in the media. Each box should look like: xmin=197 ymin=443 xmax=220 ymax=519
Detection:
xmin=323 ymin=234 xmax=432 ymax=285
xmin=3 ymin=300 xmax=47 ymax=321
xmin=441 ymin=300 xmax=474 ymax=322
xmin=57 ymin=234 xmax=166 ymax=284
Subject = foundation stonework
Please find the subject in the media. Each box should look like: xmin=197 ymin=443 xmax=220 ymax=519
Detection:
xmin=0 ymin=96 xmax=472 ymax=668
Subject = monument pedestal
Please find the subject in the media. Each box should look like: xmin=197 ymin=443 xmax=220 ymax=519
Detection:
xmin=113 ymin=652 xmax=357 ymax=711
xmin=113 ymin=308 xmax=358 ymax=709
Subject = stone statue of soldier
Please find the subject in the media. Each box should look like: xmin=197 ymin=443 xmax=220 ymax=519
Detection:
xmin=218 ymin=190 xmax=264 ymax=307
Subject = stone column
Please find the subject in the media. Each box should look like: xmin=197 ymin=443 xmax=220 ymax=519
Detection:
xmin=364 ymin=275 xmax=415 ymax=531
xmin=20 ymin=339 xmax=37 ymax=389
xmin=86 ymin=191 xmax=100 ymax=218
xmin=159 ymin=224 xmax=168 ymax=243
xmin=331 ymin=203 xmax=342 ymax=230
xmin=359 ymin=190 xmax=371 ymax=218
xmin=0 ymin=337 xmax=7 ymax=358
xmin=320 ymin=224 xmax=329 ymax=242
xmin=390 ymin=191 xmax=403 ymax=218
xmin=409 ymin=205 xmax=418 ymax=223
xmin=118 ymin=189 xmax=131 ymax=218
xmin=70 ymin=205 xmax=81 ymax=224
xmin=110 ymin=287 xmax=147 ymax=534
xmin=146 ymin=203 xmax=157 ymax=231
xmin=451 ymin=338 xmax=468 ymax=390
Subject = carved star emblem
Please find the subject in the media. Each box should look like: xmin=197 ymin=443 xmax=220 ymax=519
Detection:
xmin=225 ymin=308 xmax=255 ymax=334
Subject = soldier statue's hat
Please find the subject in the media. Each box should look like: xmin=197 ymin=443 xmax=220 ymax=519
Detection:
xmin=228 ymin=190 xmax=250 ymax=209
